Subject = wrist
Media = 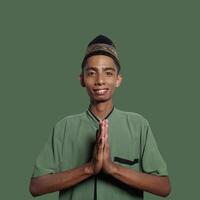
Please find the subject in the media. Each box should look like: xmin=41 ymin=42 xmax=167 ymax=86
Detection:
xmin=105 ymin=161 xmax=118 ymax=175
xmin=111 ymin=162 xmax=119 ymax=175
xmin=83 ymin=162 xmax=95 ymax=176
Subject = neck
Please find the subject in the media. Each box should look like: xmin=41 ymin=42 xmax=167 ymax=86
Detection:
xmin=89 ymin=100 xmax=113 ymax=121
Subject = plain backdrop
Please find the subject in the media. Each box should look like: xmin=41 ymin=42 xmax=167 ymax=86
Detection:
xmin=0 ymin=1 xmax=199 ymax=200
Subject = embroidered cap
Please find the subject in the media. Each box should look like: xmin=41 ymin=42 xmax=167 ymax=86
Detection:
xmin=81 ymin=35 xmax=120 ymax=72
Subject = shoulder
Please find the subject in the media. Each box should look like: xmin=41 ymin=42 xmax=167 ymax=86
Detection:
xmin=55 ymin=112 xmax=86 ymax=127
xmin=51 ymin=112 xmax=86 ymax=139
xmin=115 ymin=108 xmax=149 ymax=124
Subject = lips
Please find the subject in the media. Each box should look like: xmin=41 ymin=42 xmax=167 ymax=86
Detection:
xmin=93 ymin=88 xmax=109 ymax=95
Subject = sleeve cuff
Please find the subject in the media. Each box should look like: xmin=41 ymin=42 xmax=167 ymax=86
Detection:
xmin=32 ymin=166 xmax=55 ymax=178
xmin=144 ymin=168 xmax=168 ymax=176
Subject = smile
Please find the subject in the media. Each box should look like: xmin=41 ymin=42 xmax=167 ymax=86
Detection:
xmin=93 ymin=88 xmax=109 ymax=95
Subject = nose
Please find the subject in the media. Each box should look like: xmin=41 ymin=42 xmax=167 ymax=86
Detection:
xmin=95 ymin=73 xmax=105 ymax=86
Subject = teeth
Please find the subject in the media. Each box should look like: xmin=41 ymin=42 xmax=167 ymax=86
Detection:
xmin=95 ymin=89 xmax=107 ymax=95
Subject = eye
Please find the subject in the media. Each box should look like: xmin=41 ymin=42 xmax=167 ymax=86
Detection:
xmin=87 ymin=71 xmax=95 ymax=76
xmin=106 ymin=71 xmax=113 ymax=76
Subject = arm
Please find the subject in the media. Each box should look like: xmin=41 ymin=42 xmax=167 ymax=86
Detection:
xmin=106 ymin=162 xmax=171 ymax=197
xmin=30 ymin=128 xmax=105 ymax=197
xmin=102 ymin=119 xmax=171 ymax=197
xmin=29 ymin=162 xmax=93 ymax=197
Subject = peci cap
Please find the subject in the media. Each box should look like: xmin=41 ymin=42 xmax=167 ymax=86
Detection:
xmin=81 ymin=35 xmax=120 ymax=72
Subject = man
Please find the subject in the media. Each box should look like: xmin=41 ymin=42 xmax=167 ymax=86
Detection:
xmin=29 ymin=35 xmax=171 ymax=199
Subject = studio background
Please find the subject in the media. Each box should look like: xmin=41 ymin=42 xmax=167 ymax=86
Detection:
xmin=1 ymin=1 xmax=199 ymax=200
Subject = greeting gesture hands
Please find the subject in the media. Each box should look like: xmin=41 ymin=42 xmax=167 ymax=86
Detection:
xmin=91 ymin=119 xmax=115 ymax=175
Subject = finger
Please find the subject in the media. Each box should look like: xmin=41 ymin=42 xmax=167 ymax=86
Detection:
xmin=103 ymin=120 xmax=108 ymax=140
xmin=98 ymin=137 xmax=104 ymax=152
xmin=106 ymin=119 xmax=109 ymax=128
xmin=97 ymin=122 xmax=103 ymax=140
xmin=100 ymin=120 xmax=105 ymax=137
xmin=105 ymin=138 xmax=109 ymax=147
xmin=98 ymin=138 xmax=103 ymax=147
xmin=105 ymin=134 xmax=108 ymax=142
xmin=98 ymin=129 xmax=105 ymax=145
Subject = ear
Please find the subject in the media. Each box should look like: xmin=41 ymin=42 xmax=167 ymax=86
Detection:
xmin=79 ymin=74 xmax=85 ymax=87
xmin=115 ymin=74 xmax=123 ymax=88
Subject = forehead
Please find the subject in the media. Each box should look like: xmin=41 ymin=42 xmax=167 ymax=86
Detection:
xmin=85 ymin=55 xmax=117 ymax=70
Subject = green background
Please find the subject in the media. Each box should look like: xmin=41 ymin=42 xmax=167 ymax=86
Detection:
xmin=1 ymin=1 xmax=199 ymax=199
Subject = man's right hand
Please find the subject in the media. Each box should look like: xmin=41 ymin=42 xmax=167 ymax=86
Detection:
xmin=90 ymin=120 xmax=105 ymax=174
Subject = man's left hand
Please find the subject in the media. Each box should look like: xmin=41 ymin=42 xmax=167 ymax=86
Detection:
xmin=101 ymin=119 xmax=116 ymax=175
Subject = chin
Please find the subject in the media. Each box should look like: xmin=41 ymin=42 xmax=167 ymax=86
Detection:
xmin=91 ymin=96 xmax=111 ymax=103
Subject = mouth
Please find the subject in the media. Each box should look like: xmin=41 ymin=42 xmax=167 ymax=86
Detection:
xmin=93 ymin=88 xmax=109 ymax=95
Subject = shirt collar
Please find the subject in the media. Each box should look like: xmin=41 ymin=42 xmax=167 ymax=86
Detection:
xmin=86 ymin=104 xmax=115 ymax=126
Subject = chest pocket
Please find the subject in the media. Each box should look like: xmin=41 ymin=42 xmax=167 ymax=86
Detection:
xmin=114 ymin=157 xmax=139 ymax=166
xmin=113 ymin=155 xmax=140 ymax=171
xmin=109 ymin=124 xmax=141 ymax=172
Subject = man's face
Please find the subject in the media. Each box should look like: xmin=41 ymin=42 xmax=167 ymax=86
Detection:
xmin=80 ymin=55 xmax=122 ymax=103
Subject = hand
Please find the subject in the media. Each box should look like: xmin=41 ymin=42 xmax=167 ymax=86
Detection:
xmin=102 ymin=119 xmax=116 ymax=174
xmin=90 ymin=120 xmax=105 ymax=175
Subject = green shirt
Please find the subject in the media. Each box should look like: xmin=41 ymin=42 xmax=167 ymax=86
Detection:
xmin=32 ymin=107 xmax=168 ymax=200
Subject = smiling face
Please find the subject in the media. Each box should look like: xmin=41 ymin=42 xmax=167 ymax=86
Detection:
xmin=80 ymin=55 xmax=122 ymax=104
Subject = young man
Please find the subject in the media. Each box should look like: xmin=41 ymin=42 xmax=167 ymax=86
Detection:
xmin=30 ymin=35 xmax=171 ymax=199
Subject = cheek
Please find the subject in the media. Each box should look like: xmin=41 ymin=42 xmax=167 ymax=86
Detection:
xmin=84 ymin=82 xmax=95 ymax=94
xmin=107 ymin=79 xmax=119 ymax=88
xmin=83 ymin=78 xmax=94 ymax=88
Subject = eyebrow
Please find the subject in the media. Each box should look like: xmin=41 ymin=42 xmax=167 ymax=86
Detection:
xmin=85 ymin=66 xmax=116 ymax=72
